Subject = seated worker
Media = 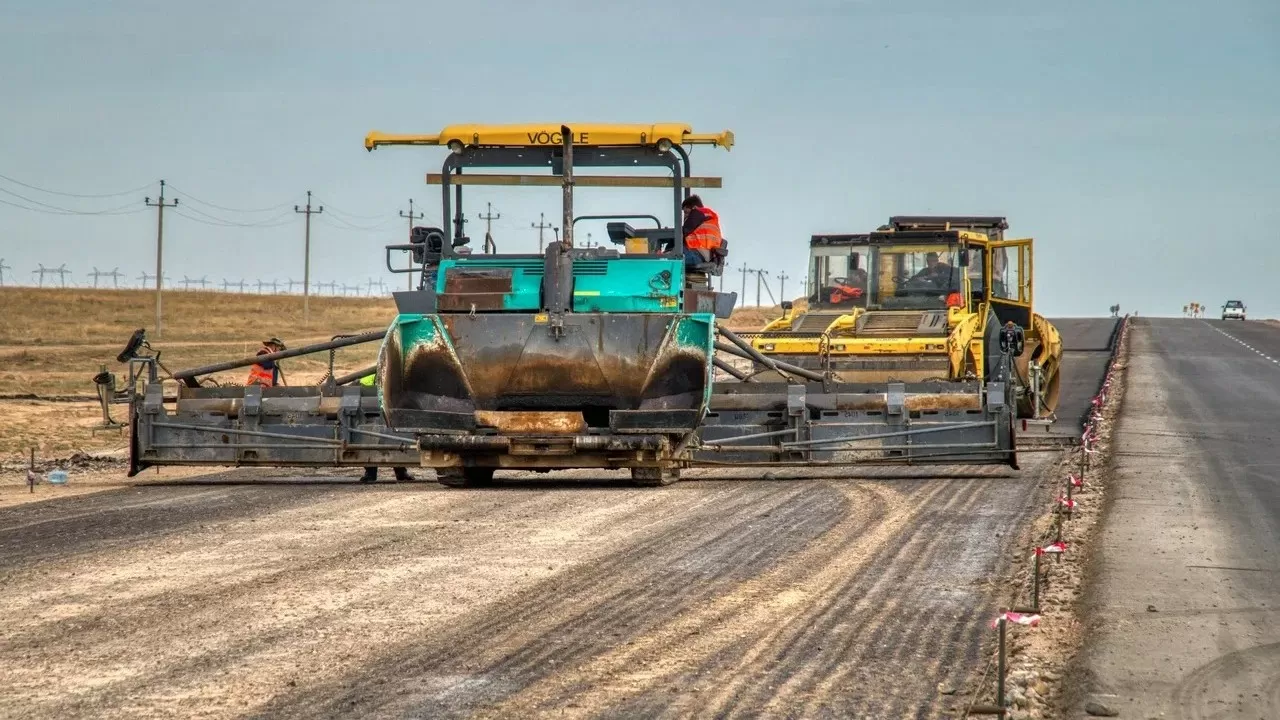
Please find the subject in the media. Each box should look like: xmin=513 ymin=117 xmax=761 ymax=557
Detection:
xmin=246 ymin=337 xmax=286 ymax=387
xmin=912 ymin=252 xmax=955 ymax=289
xmin=679 ymin=194 xmax=724 ymax=268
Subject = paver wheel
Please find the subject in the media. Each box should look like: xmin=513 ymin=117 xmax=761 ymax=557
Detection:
xmin=630 ymin=466 xmax=680 ymax=487
xmin=436 ymin=467 xmax=496 ymax=488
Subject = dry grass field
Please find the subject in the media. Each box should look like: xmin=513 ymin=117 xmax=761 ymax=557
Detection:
xmin=0 ymin=287 xmax=793 ymax=461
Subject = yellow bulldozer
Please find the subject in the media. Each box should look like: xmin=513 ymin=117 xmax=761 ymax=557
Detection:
xmin=749 ymin=216 xmax=1061 ymax=420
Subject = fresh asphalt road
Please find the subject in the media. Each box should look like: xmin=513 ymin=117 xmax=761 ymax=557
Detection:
xmin=1078 ymin=318 xmax=1280 ymax=718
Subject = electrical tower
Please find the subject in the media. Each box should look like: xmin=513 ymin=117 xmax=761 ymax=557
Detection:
xmin=295 ymin=190 xmax=323 ymax=322
xmin=478 ymin=202 xmax=500 ymax=254
xmin=0 ymin=258 xmax=10 ymax=286
xmin=366 ymin=277 xmax=388 ymax=295
xmin=145 ymin=180 xmax=179 ymax=337
xmin=104 ymin=267 xmax=124 ymax=288
xmin=88 ymin=267 xmax=106 ymax=288
xmin=738 ymin=263 xmax=750 ymax=308
xmin=286 ymin=279 xmax=303 ymax=293
xmin=532 ymin=213 xmax=554 ymax=253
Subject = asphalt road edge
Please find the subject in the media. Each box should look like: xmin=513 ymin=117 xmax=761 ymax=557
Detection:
xmin=956 ymin=316 xmax=1133 ymax=719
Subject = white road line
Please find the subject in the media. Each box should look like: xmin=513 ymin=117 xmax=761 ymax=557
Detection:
xmin=1206 ymin=321 xmax=1280 ymax=368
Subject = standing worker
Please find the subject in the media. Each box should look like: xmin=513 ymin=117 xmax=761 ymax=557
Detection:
xmin=357 ymin=372 xmax=415 ymax=484
xmin=246 ymin=337 xmax=287 ymax=387
xmin=670 ymin=194 xmax=725 ymax=268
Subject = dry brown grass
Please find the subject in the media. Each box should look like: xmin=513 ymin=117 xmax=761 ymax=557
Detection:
xmin=0 ymin=287 xmax=394 ymax=346
xmin=0 ymin=287 xmax=802 ymax=461
xmin=0 ymin=288 xmax=394 ymax=397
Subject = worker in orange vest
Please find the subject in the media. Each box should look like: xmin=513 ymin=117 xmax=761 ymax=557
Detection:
xmin=680 ymin=194 xmax=725 ymax=267
xmin=246 ymin=337 xmax=286 ymax=387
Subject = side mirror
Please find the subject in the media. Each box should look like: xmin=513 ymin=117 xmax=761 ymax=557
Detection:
xmin=850 ymin=254 xmax=860 ymax=271
xmin=781 ymin=300 xmax=793 ymax=311
xmin=958 ymin=248 xmax=970 ymax=267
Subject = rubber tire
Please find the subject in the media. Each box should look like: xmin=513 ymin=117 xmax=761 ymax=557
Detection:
xmin=436 ymin=467 xmax=496 ymax=488
xmin=631 ymin=466 xmax=680 ymax=487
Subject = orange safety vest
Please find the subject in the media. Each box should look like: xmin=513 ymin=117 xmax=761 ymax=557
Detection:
xmin=685 ymin=206 xmax=723 ymax=252
xmin=246 ymin=348 xmax=275 ymax=386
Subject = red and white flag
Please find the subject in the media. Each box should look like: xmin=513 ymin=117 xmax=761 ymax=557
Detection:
xmin=1034 ymin=541 xmax=1068 ymax=557
xmin=1069 ymin=474 xmax=1083 ymax=488
xmin=991 ymin=612 xmax=1041 ymax=628
xmin=1058 ymin=496 xmax=1077 ymax=510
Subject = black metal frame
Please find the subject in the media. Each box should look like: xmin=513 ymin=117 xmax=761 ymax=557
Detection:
xmin=438 ymin=145 xmax=688 ymax=258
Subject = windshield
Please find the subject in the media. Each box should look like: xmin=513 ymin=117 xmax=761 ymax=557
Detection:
xmin=865 ymin=243 xmax=965 ymax=311
xmin=1226 ymin=300 xmax=1243 ymax=307
xmin=809 ymin=245 xmax=871 ymax=309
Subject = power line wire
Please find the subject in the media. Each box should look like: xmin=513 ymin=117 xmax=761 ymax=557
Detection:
xmin=315 ymin=212 xmax=394 ymax=232
xmin=0 ymin=192 xmax=144 ymax=216
xmin=171 ymin=207 xmax=296 ymax=228
xmin=0 ymin=171 xmax=154 ymax=199
xmin=312 ymin=198 xmax=385 ymax=221
xmin=173 ymin=203 xmax=297 ymax=227
xmin=164 ymin=183 xmax=300 ymax=214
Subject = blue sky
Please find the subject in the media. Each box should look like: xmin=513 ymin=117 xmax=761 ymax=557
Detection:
xmin=1 ymin=0 xmax=1277 ymax=316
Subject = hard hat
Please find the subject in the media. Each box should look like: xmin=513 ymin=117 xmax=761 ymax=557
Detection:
xmin=264 ymin=337 xmax=286 ymax=349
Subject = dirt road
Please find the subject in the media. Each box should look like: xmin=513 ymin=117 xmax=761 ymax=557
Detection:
xmin=1076 ymin=318 xmax=1280 ymax=718
xmin=0 ymin=318 xmax=1118 ymax=719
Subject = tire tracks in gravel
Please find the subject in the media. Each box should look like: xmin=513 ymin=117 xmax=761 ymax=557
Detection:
xmin=250 ymin=481 xmax=874 ymax=719
xmin=0 ymin=483 xmax=787 ymax=719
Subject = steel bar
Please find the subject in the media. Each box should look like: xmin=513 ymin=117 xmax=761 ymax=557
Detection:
xmin=424 ymin=173 xmax=722 ymax=188
xmin=779 ymin=421 xmax=995 ymax=448
xmin=698 ymin=441 xmax=999 ymax=454
xmin=334 ymin=365 xmax=378 ymax=386
xmin=172 ymin=330 xmax=387 ymax=387
xmin=700 ymin=427 xmax=802 ymax=446
xmin=713 ymin=340 xmax=824 ymax=383
xmin=149 ymin=421 xmax=345 ymax=445
xmin=712 ymin=357 xmax=753 ymax=382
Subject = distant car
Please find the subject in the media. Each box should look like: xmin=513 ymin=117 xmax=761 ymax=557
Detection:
xmin=1222 ymin=300 xmax=1246 ymax=321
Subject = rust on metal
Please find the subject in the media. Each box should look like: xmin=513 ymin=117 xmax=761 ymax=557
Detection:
xmin=475 ymin=410 xmax=587 ymax=435
xmin=903 ymin=393 xmax=981 ymax=411
xmin=436 ymin=267 xmax=514 ymax=312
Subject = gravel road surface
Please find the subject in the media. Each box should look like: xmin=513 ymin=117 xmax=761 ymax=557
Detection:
xmin=0 ymin=318 xmax=1117 ymax=719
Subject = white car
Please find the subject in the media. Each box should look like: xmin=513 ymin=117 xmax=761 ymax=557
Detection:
xmin=1222 ymin=300 xmax=1246 ymax=320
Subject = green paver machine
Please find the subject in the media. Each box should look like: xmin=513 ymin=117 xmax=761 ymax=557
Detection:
xmin=365 ymin=123 xmax=739 ymax=485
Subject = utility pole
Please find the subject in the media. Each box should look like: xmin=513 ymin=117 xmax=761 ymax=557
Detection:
xmin=478 ymin=202 xmax=500 ymax=254
xmin=145 ymin=180 xmax=178 ymax=338
xmin=754 ymin=269 xmax=770 ymax=307
xmin=138 ymin=272 xmax=155 ymax=289
xmin=286 ymin=279 xmax=303 ymax=293
xmin=0 ymin=258 xmax=10 ymax=286
xmin=32 ymin=265 xmax=48 ymax=287
xmin=738 ymin=263 xmax=750 ymax=308
xmin=532 ymin=213 xmax=553 ymax=253
xmin=399 ymin=199 xmax=424 ymax=290
xmin=88 ymin=267 xmax=104 ymax=288
xmin=105 ymin=267 xmax=123 ymax=288
xmin=295 ymin=190 xmax=323 ymax=323
xmin=776 ymin=271 xmax=790 ymax=303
